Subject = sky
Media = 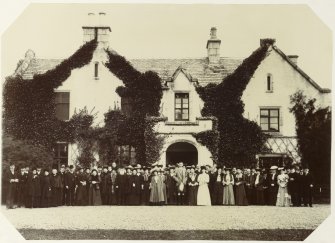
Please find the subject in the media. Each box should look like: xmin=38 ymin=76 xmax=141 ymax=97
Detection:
xmin=1 ymin=3 xmax=332 ymax=89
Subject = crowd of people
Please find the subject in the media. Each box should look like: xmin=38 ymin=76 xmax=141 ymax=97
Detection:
xmin=3 ymin=161 xmax=314 ymax=209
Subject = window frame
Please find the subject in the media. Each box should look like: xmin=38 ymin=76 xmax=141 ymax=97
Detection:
xmin=53 ymin=142 xmax=69 ymax=166
xmin=260 ymin=108 xmax=280 ymax=132
xmin=94 ymin=62 xmax=99 ymax=79
xmin=174 ymin=93 xmax=190 ymax=121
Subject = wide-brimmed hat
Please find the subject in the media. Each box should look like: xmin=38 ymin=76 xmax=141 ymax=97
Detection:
xmin=270 ymin=166 xmax=278 ymax=170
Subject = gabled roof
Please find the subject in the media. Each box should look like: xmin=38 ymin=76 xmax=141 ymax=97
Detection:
xmin=16 ymin=54 xmax=243 ymax=87
xmin=271 ymin=45 xmax=331 ymax=93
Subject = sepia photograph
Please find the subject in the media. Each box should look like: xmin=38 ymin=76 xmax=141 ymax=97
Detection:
xmin=0 ymin=2 xmax=333 ymax=242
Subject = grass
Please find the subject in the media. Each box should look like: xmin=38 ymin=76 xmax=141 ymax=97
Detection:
xmin=18 ymin=229 xmax=314 ymax=241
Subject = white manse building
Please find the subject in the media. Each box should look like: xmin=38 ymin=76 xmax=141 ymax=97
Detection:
xmin=14 ymin=15 xmax=331 ymax=167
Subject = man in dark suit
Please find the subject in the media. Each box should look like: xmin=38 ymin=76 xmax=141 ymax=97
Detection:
xmin=59 ymin=164 xmax=66 ymax=205
xmin=115 ymin=167 xmax=128 ymax=205
xmin=266 ymin=166 xmax=278 ymax=205
xmin=27 ymin=168 xmax=41 ymax=208
xmin=5 ymin=163 xmax=19 ymax=209
xmin=17 ymin=167 xmax=28 ymax=208
xmin=100 ymin=166 xmax=109 ymax=205
xmin=302 ymin=167 xmax=313 ymax=207
xmin=50 ymin=167 xmax=62 ymax=207
xmin=64 ymin=165 xmax=76 ymax=206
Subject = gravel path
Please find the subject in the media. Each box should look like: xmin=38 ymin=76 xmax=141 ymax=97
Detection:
xmin=1 ymin=205 xmax=330 ymax=230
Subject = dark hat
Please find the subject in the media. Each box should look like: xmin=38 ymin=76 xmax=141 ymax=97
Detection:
xmin=44 ymin=169 xmax=49 ymax=173
xmin=224 ymin=168 xmax=232 ymax=171
xmin=186 ymin=166 xmax=191 ymax=169
xmin=157 ymin=164 xmax=163 ymax=168
xmin=32 ymin=167 xmax=37 ymax=171
xmin=97 ymin=165 xmax=102 ymax=168
xmin=103 ymin=166 xmax=108 ymax=169
xmin=200 ymin=166 xmax=206 ymax=170
xmin=191 ymin=165 xmax=195 ymax=169
xmin=169 ymin=166 xmax=175 ymax=169
xmin=91 ymin=169 xmax=98 ymax=173
xmin=69 ymin=165 xmax=74 ymax=169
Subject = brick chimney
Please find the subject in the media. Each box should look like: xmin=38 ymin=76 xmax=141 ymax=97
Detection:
xmin=287 ymin=55 xmax=298 ymax=65
xmin=206 ymin=27 xmax=221 ymax=64
xmin=83 ymin=12 xmax=111 ymax=48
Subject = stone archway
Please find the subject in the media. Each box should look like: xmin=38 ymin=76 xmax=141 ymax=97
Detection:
xmin=166 ymin=142 xmax=198 ymax=166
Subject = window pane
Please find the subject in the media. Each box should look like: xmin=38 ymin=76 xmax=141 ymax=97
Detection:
xmin=260 ymin=117 xmax=269 ymax=124
xmin=175 ymin=109 xmax=182 ymax=119
xmin=183 ymin=103 xmax=189 ymax=108
xmin=182 ymin=113 xmax=189 ymax=120
xmin=270 ymin=117 xmax=278 ymax=124
xmin=270 ymin=109 xmax=279 ymax=117
xmin=175 ymin=103 xmax=181 ymax=108
xmin=260 ymin=109 xmax=269 ymax=116
xmin=260 ymin=124 xmax=268 ymax=131
xmin=175 ymin=98 xmax=181 ymax=104
xmin=182 ymin=98 xmax=188 ymax=104
xmin=269 ymin=123 xmax=279 ymax=131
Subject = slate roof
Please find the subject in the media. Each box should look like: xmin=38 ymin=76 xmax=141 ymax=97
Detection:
xmin=17 ymin=55 xmax=243 ymax=86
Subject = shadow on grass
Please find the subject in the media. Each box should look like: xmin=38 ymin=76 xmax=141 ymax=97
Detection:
xmin=18 ymin=229 xmax=314 ymax=241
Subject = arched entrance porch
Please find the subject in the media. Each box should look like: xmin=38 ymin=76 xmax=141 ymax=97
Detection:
xmin=166 ymin=142 xmax=198 ymax=166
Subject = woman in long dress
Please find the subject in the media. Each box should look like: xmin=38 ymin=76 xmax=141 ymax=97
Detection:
xmin=235 ymin=169 xmax=248 ymax=206
xmin=276 ymin=168 xmax=291 ymax=207
xmin=89 ymin=169 xmax=102 ymax=206
xmin=187 ymin=167 xmax=198 ymax=205
xmin=197 ymin=166 xmax=211 ymax=206
xmin=222 ymin=169 xmax=235 ymax=205
xmin=149 ymin=169 xmax=165 ymax=205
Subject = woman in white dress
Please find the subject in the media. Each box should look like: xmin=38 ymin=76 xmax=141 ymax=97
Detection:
xmin=197 ymin=166 xmax=211 ymax=206
xmin=276 ymin=168 xmax=291 ymax=207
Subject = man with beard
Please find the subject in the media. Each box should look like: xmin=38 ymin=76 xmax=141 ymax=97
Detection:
xmin=165 ymin=166 xmax=176 ymax=205
xmin=266 ymin=166 xmax=278 ymax=205
xmin=64 ymin=165 xmax=76 ymax=206
xmin=107 ymin=168 xmax=118 ymax=205
xmin=76 ymin=167 xmax=88 ymax=206
xmin=173 ymin=162 xmax=187 ymax=205
xmin=50 ymin=167 xmax=62 ymax=207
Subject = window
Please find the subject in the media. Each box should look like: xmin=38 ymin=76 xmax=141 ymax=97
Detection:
xmin=55 ymin=92 xmax=70 ymax=120
xmin=94 ymin=62 xmax=99 ymax=78
xmin=175 ymin=93 xmax=189 ymax=121
xmin=121 ymin=97 xmax=132 ymax=116
xmin=266 ymin=74 xmax=273 ymax=92
xmin=260 ymin=108 xmax=280 ymax=132
xmin=117 ymin=145 xmax=136 ymax=165
xmin=53 ymin=142 xmax=68 ymax=166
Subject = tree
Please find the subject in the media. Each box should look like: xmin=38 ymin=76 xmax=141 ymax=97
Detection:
xmin=290 ymin=91 xmax=331 ymax=187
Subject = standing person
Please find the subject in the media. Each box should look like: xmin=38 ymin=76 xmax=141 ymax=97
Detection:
xmin=100 ymin=166 xmax=109 ymax=205
xmin=17 ymin=167 xmax=28 ymax=208
xmin=301 ymin=167 xmax=313 ymax=207
xmin=254 ymin=169 xmax=265 ymax=205
xmin=5 ymin=163 xmax=19 ymax=209
xmin=165 ymin=166 xmax=176 ymax=205
xmin=88 ymin=169 xmax=102 ymax=206
xmin=212 ymin=167 xmax=223 ymax=205
xmin=267 ymin=166 xmax=278 ymax=205
xmin=222 ymin=168 xmax=235 ymax=205
xmin=76 ymin=167 xmax=88 ymax=206
xmin=64 ymin=165 xmax=76 ymax=206
xmin=128 ymin=168 xmax=141 ymax=205
xmin=294 ymin=167 xmax=303 ymax=206
xmin=276 ymin=168 xmax=291 ymax=207
xmin=288 ymin=167 xmax=299 ymax=206
xmin=115 ymin=167 xmax=128 ymax=205
xmin=40 ymin=169 xmax=52 ymax=208
xmin=140 ymin=167 xmax=151 ymax=205
xmin=244 ymin=168 xmax=255 ymax=205
xmin=197 ymin=166 xmax=211 ymax=206
xmin=107 ymin=168 xmax=118 ymax=205
xmin=84 ymin=168 xmax=91 ymax=205
xmin=235 ymin=169 xmax=248 ymax=206
xmin=187 ymin=166 xmax=198 ymax=205
xmin=149 ymin=169 xmax=165 ymax=205
xmin=27 ymin=168 xmax=41 ymax=208
xmin=50 ymin=168 xmax=62 ymax=207
xmin=59 ymin=165 xmax=66 ymax=206
xmin=159 ymin=168 xmax=168 ymax=205
xmin=173 ymin=162 xmax=187 ymax=205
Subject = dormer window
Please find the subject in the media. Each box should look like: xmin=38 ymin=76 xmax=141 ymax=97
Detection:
xmin=94 ymin=62 xmax=99 ymax=79
xmin=266 ymin=74 xmax=273 ymax=92
xmin=175 ymin=93 xmax=189 ymax=121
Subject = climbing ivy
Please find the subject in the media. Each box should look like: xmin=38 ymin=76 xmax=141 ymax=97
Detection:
xmin=196 ymin=41 xmax=271 ymax=166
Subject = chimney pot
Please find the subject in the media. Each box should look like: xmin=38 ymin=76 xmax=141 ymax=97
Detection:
xmin=206 ymin=27 xmax=221 ymax=64
xmin=260 ymin=38 xmax=276 ymax=47
xmin=288 ymin=55 xmax=299 ymax=65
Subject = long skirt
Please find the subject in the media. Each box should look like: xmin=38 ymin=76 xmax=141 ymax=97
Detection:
xmin=223 ymin=184 xmax=235 ymax=205
xmin=256 ymin=188 xmax=265 ymax=205
xmin=276 ymin=186 xmax=291 ymax=207
xmin=76 ymin=185 xmax=88 ymax=206
xmin=188 ymin=186 xmax=198 ymax=205
xmin=89 ymin=187 xmax=102 ymax=206
xmin=235 ymin=184 xmax=248 ymax=206
xmin=197 ymin=184 xmax=211 ymax=206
